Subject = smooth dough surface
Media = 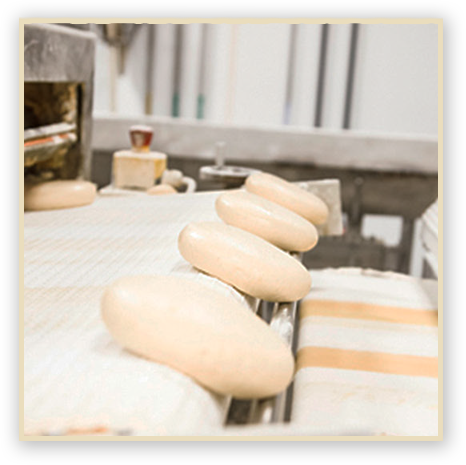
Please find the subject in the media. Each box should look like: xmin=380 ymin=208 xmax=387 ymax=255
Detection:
xmin=178 ymin=222 xmax=311 ymax=302
xmin=215 ymin=190 xmax=318 ymax=252
xmin=101 ymin=275 xmax=295 ymax=398
xmin=147 ymin=184 xmax=177 ymax=195
xmin=24 ymin=180 xmax=96 ymax=211
xmin=245 ymin=172 xmax=329 ymax=225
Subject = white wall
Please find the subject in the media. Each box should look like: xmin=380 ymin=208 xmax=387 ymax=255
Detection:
xmin=320 ymin=24 xmax=352 ymax=129
xmin=352 ymin=24 xmax=438 ymax=136
xmin=90 ymin=23 xmax=438 ymax=279
xmin=152 ymin=24 xmax=176 ymax=117
xmin=92 ymin=24 xmax=149 ymax=116
xmin=289 ymin=24 xmax=321 ymax=127
xmin=92 ymin=23 xmax=439 ymax=137
xmin=231 ymin=24 xmax=291 ymax=126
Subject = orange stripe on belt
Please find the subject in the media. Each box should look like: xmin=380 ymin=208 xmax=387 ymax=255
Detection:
xmin=296 ymin=346 xmax=438 ymax=378
xmin=300 ymin=299 xmax=438 ymax=327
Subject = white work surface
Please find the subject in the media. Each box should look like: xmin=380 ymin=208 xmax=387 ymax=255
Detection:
xmin=292 ymin=268 xmax=438 ymax=437
xmin=23 ymin=192 xmax=258 ymax=436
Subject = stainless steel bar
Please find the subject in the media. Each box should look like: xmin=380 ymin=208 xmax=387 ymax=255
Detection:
xmin=283 ymin=24 xmax=298 ymax=125
xmin=343 ymin=23 xmax=360 ymax=129
xmin=24 ymin=122 xmax=76 ymax=142
xmin=145 ymin=24 xmax=156 ymax=115
xmin=314 ymin=24 xmax=329 ymax=128
xmin=224 ymin=296 xmax=262 ymax=425
xmin=248 ymin=252 xmax=302 ymax=424
xmin=197 ymin=24 xmax=208 ymax=120
xmin=172 ymin=25 xmax=183 ymax=118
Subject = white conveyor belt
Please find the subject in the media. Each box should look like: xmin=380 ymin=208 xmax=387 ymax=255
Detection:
xmin=23 ymin=192 xmax=258 ymax=436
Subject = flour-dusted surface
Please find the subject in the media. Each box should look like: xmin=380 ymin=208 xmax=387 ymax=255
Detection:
xmin=292 ymin=268 xmax=438 ymax=436
xmin=23 ymin=192 xmax=258 ymax=436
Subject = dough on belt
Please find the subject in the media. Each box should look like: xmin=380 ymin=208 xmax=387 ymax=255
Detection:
xmin=101 ymin=275 xmax=295 ymax=398
xmin=216 ymin=190 xmax=318 ymax=252
xmin=178 ymin=221 xmax=311 ymax=302
xmin=24 ymin=180 xmax=96 ymax=211
xmin=245 ymin=172 xmax=329 ymax=225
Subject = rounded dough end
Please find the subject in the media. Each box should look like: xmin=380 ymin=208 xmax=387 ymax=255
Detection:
xmin=245 ymin=172 xmax=329 ymax=225
xmin=215 ymin=190 xmax=319 ymax=252
xmin=147 ymin=184 xmax=177 ymax=195
xmin=24 ymin=180 xmax=96 ymax=211
xmin=101 ymin=275 xmax=295 ymax=398
xmin=178 ymin=221 xmax=311 ymax=302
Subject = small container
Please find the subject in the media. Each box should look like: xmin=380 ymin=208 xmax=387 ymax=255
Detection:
xmin=111 ymin=125 xmax=167 ymax=190
xmin=129 ymin=125 xmax=154 ymax=153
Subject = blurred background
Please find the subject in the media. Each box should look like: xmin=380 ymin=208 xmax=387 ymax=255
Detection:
xmin=24 ymin=22 xmax=439 ymax=279
xmin=91 ymin=23 xmax=437 ymax=134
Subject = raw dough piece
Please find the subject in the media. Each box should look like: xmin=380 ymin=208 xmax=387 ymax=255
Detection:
xmin=24 ymin=180 xmax=96 ymax=211
xmin=178 ymin=222 xmax=311 ymax=302
xmin=245 ymin=172 xmax=329 ymax=225
xmin=215 ymin=190 xmax=318 ymax=252
xmin=101 ymin=275 xmax=295 ymax=398
xmin=147 ymin=184 xmax=177 ymax=195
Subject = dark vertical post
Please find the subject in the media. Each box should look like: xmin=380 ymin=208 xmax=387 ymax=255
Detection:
xmin=172 ymin=24 xmax=183 ymax=117
xmin=197 ymin=24 xmax=208 ymax=120
xmin=343 ymin=23 xmax=360 ymax=129
xmin=145 ymin=24 xmax=155 ymax=115
xmin=314 ymin=24 xmax=329 ymax=128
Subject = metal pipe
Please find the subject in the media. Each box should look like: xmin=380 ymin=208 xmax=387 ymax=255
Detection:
xmin=343 ymin=24 xmax=360 ymax=129
xmin=145 ymin=24 xmax=156 ymax=115
xmin=283 ymin=24 xmax=298 ymax=125
xmin=172 ymin=25 xmax=183 ymax=117
xmin=248 ymin=252 xmax=302 ymax=424
xmin=314 ymin=24 xmax=330 ymax=128
xmin=197 ymin=24 xmax=208 ymax=120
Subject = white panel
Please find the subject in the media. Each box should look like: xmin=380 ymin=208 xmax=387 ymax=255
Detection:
xmin=179 ymin=24 xmax=202 ymax=119
xmin=410 ymin=218 xmax=424 ymax=277
xmin=321 ymin=24 xmax=352 ymax=129
xmin=115 ymin=24 xmax=147 ymax=116
xmin=92 ymin=32 xmax=111 ymax=113
xmin=361 ymin=214 xmax=403 ymax=247
xmin=152 ymin=24 xmax=176 ymax=117
xmin=232 ymin=24 xmax=291 ymax=126
xmin=203 ymin=24 xmax=233 ymax=124
xmin=352 ymin=24 xmax=438 ymax=136
xmin=290 ymin=24 xmax=321 ymax=127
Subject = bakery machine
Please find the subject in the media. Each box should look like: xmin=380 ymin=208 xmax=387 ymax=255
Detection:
xmin=23 ymin=23 xmax=96 ymax=181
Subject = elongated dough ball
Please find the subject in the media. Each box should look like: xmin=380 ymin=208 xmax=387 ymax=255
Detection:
xmin=101 ymin=275 xmax=295 ymax=398
xmin=178 ymin=222 xmax=311 ymax=302
xmin=147 ymin=184 xmax=177 ymax=195
xmin=215 ymin=190 xmax=318 ymax=252
xmin=24 ymin=180 xmax=96 ymax=211
xmin=245 ymin=172 xmax=329 ymax=225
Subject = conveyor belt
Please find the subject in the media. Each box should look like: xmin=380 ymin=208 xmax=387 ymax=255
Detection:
xmin=23 ymin=192 xmax=258 ymax=435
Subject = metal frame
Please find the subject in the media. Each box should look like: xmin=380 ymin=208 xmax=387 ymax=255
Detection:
xmin=227 ymin=253 xmax=302 ymax=425
xmin=24 ymin=23 xmax=96 ymax=179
